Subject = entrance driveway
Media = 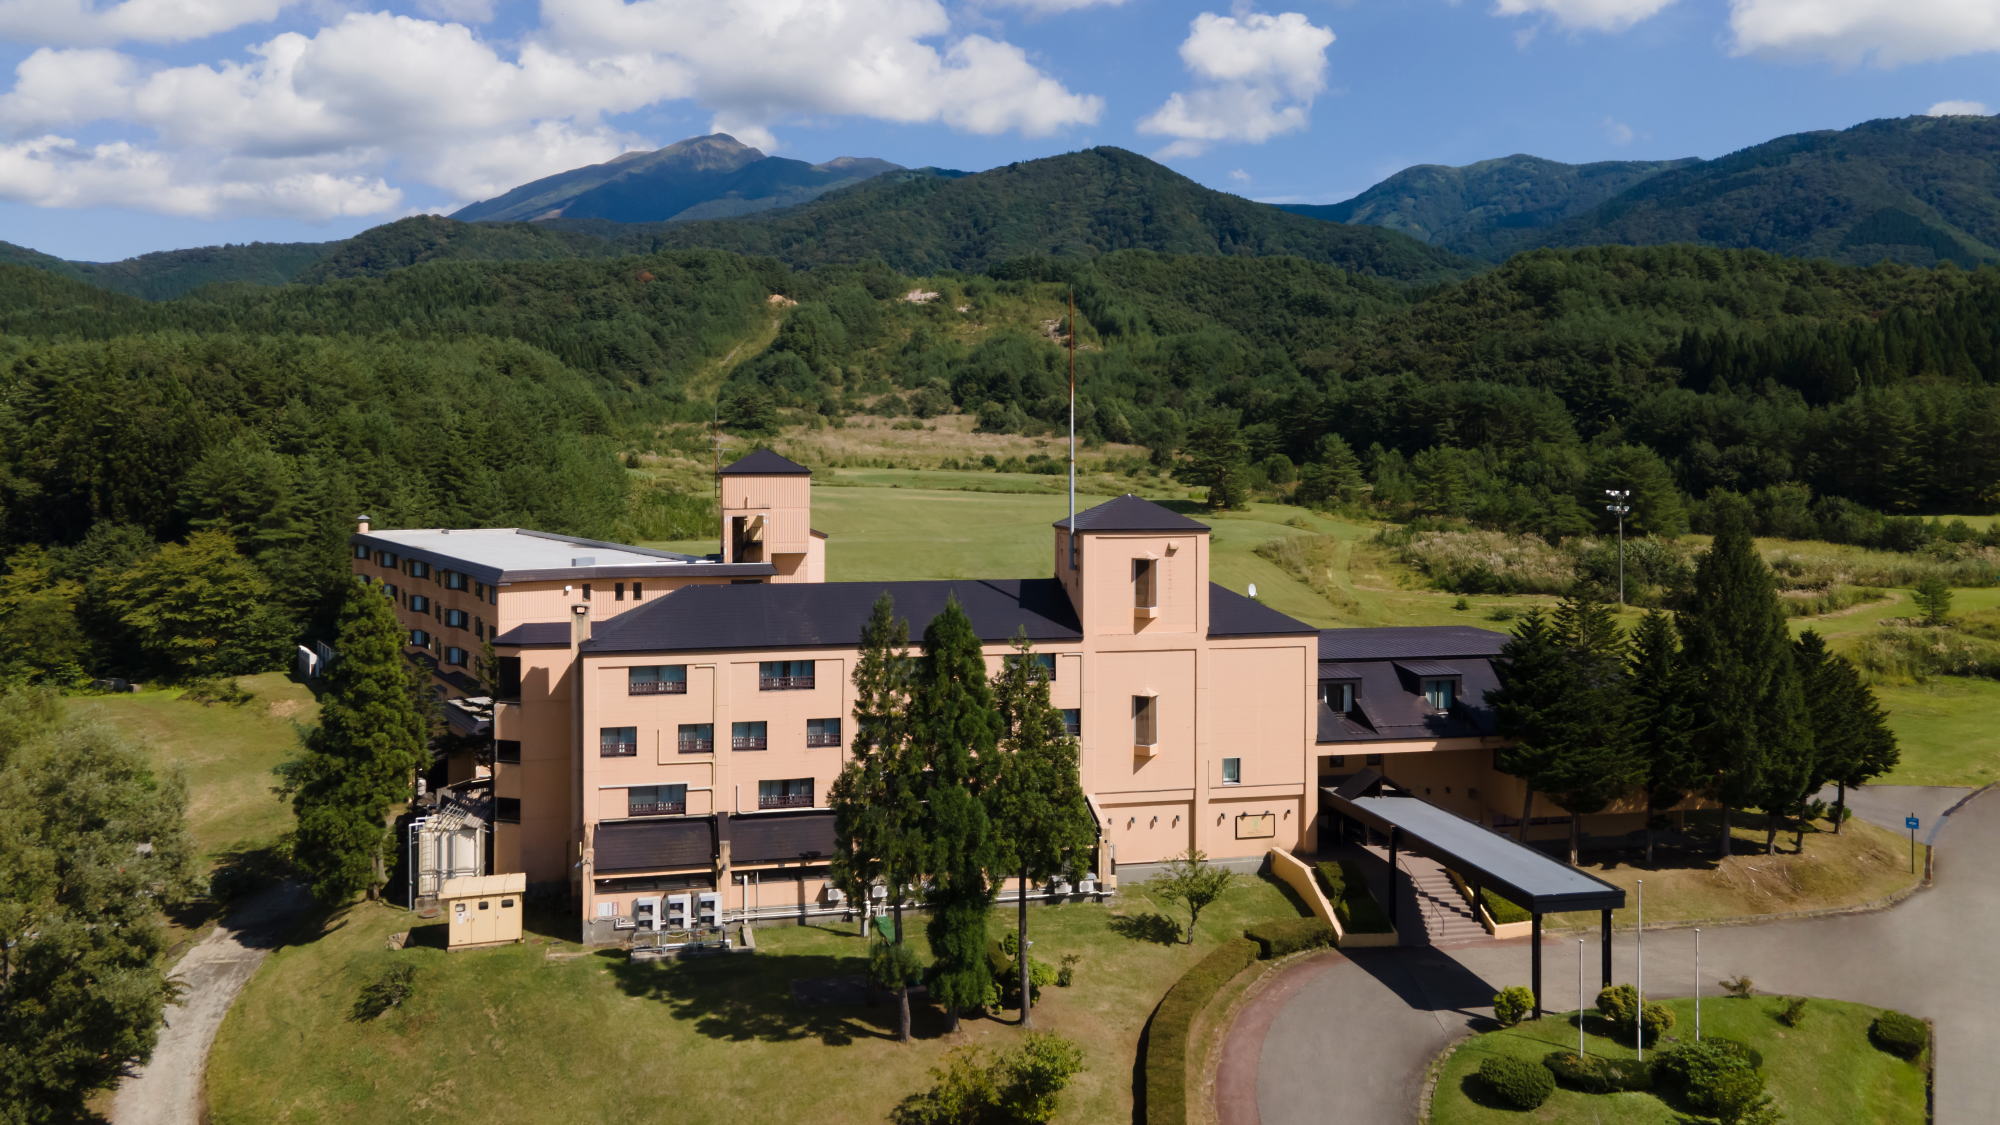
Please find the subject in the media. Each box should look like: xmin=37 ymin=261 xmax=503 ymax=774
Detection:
xmin=1228 ymin=785 xmax=1999 ymax=1124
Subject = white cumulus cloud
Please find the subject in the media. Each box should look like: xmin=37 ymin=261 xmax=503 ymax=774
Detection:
xmin=0 ymin=134 xmax=398 ymax=218
xmin=982 ymin=0 xmax=1128 ymax=10
xmin=1926 ymin=99 xmax=1991 ymax=115
xmin=1492 ymin=0 xmax=1677 ymax=32
xmin=0 ymin=0 xmax=292 ymax=47
xmin=1138 ymin=10 xmax=1335 ymax=157
xmin=1728 ymin=0 xmax=2000 ymax=66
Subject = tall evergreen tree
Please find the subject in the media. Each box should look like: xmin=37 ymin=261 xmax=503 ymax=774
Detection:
xmin=1626 ymin=611 xmax=1702 ymax=866
xmin=1678 ymin=505 xmax=1809 ymax=857
xmin=1176 ymin=412 xmax=1250 ymax=510
xmin=1539 ymin=595 xmax=1644 ymax=864
xmin=1796 ymin=631 xmax=1899 ymax=839
xmin=986 ymin=634 xmax=1096 ymax=1027
xmin=1294 ymin=434 xmax=1367 ymax=509
xmin=287 ymin=580 xmax=428 ymax=903
xmin=1489 ymin=609 xmax=1566 ymax=843
xmin=828 ymin=593 xmax=923 ymax=1042
xmin=912 ymin=597 xmax=1001 ymax=1032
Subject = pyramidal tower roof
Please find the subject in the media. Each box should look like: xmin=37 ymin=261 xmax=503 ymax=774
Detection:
xmin=1054 ymin=494 xmax=1209 ymax=533
xmin=719 ymin=450 xmax=811 ymax=476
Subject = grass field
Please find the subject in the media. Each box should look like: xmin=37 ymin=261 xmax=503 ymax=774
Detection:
xmin=1429 ymin=995 xmax=1926 ymax=1125
xmin=66 ymin=671 xmax=312 ymax=861
xmin=208 ymin=876 xmax=1304 ymax=1125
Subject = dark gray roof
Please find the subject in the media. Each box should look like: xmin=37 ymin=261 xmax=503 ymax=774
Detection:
xmin=1319 ymin=662 xmax=1366 ymax=679
xmin=1317 ymin=656 xmax=1499 ymax=743
xmin=583 ymin=578 xmax=1082 ymax=654
xmin=1208 ymin=586 xmax=1318 ymax=638
xmin=730 ymin=811 xmax=836 ymax=865
xmin=1054 ymin=494 xmax=1209 ymax=533
xmin=595 ymin=817 xmax=715 ymax=873
xmin=720 ymin=449 xmax=811 ymax=476
xmin=1394 ymin=659 xmax=1464 ymax=678
xmin=493 ymin=621 xmax=570 ymax=647
xmin=1320 ymin=791 xmax=1624 ymax=913
xmin=1316 ymin=626 xmax=1507 ymax=662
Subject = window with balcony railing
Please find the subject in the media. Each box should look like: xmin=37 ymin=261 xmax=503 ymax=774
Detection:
xmin=627 ymin=785 xmax=687 ymax=817
xmin=731 ymin=721 xmax=768 ymax=751
xmin=759 ymin=659 xmax=815 ymax=690
xmin=599 ymin=726 xmax=638 ymax=757
xmin=677 ymin=724 xmax=713 ymax=754
xmin=758 ymin=778 xmax=813 ymax=810
xmin=628 ymin=665 xmax=687 ymax=695
xmin=806 ymin=717 xmax=842 ymax=747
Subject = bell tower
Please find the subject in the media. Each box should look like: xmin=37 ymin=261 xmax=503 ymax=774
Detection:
xmin=718 ymin=450 xmax=823 ymax=583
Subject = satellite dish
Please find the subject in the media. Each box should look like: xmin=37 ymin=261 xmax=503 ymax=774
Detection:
xmin=1248 ymin=583 xmax=1259 ymax=599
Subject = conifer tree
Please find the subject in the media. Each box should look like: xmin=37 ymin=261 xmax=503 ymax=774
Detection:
xmin=829 ymin=593 xmax=923 ymax=1042
xmin=1678 ymin=505 xmax=1809 ymax=857
xmin=1177 ymin=412 xmax=1250 ymax=510
xmin=1539 ymin=595 xmax=1644 ymax=864
xmin=1490 ymin=610 xmax=1566 ymax=843
xmin=287 ymin=580 xmax=428 ymax=903
xmin=1295 ymin=434 xmax=1367 ymax=509
xmin=1796 ymin=631 xmax=1899 ymax=839
xmin=1626 ymin=611 xmax=1702 ymax=866
xmin=911 ymin=597 xmax=1001 ymax=1032
xmin=986 ymin=634 xmax=1095 ymax=1027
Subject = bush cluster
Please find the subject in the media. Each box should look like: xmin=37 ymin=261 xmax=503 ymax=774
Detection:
xmin=181 ymin=677 xmax=253 ymax=706
xmin=1479 ymin=887 xmax=1530 ymax=925
xmin=1653 ymin=1039 xmax=1774 ymax=1124
xmin=1869 ymin=1011 xmax=1929 ymax=1060
xmin=1314 ymin=860 xmax=1392 ymax=934
xmin=1242 ymin=918 xmax=1336 ymax=959
xmin=350 ymin=963 xmax=417 ymax=1022
xmin=1491 ymin=986 xmax=1534 ymax=1028
xmin=1541 ymin=1051 xmax=1653 ymax=1094
xmin=1476 ymin=1055 xmax=1554 ymax=1110
xmin=1596 ymin=983 xmax=1675 ymax=1044
xmin=891 ymin=1032 xmax=1085 ymax=1125
xmin=1141 ymin=938 xmax=1257 ymax=1125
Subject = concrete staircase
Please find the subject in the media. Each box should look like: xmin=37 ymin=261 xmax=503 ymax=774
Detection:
xmin=1396 ymin=851 xmax=1489 ymax=945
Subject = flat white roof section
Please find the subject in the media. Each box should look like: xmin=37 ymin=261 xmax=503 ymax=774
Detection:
xmin=354 ymin=528 xmax=776 ymax=584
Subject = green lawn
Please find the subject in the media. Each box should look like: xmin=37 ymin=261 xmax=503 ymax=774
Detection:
xmin=1870 ymin=676 xmax=2000 ymax=787
xmin=1430 ymin=995 xmax=1926 ymax=1125
xmin=66 ymin=671 xmax=312 ymax=860
xmin=208 ymin=876 xmax=1303 ymax=1124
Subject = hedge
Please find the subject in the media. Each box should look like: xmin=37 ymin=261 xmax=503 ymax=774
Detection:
xmin=1243 ymin=918 xmax=1336 ymax=959
xmin=1477 ymin=1055 xmax=1554 ymax=1110
xmin=1480 ymin=886 xmax=1531 ymax=924
xmin=1869 ymin=1011 xmax=1929 ymax=1060
xmin=1315 ymin=860 xmax=1392 ymax=933
xmin=1141 ymin=937 xmax=1258 ymax=1125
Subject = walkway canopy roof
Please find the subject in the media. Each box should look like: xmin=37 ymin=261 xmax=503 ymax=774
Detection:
xmin=1322 ymin=783 xmax=1626 ymax=914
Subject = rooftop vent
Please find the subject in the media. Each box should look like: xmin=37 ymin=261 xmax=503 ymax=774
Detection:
xmin=571 ymin=556 xmax=596 ymax=567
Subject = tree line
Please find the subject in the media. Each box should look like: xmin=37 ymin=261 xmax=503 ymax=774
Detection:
xmin=1489 ymin=501 xmax=1900 ymax=863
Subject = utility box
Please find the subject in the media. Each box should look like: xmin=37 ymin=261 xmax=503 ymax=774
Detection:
xmin=440 ymin=872 xmax=526 ymax=950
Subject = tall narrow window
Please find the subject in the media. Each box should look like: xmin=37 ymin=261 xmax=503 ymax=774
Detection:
xmin=582 ymin=583 xmax=592 ymax=600
xmin=615 ymin=582 xmax=626 ymax=602
xmin=1221 ymin=757 xmax=1242 ymax=785
xmin=495 ymin=656 xmax=521 ymax=700
xmin=1133 ymin=558 xmax=1158 ymax=610
xmin=633 ymin=582 xmax=644 ymax=600
xmin=1133 ymin=695 xmax=1157 ymax=748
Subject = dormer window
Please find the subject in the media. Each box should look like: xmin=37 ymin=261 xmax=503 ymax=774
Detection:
xmin=1422 ymin=678 xmax=1456 ymax=712
xmin=1323 ymin=681 xmax=1356 ymax=715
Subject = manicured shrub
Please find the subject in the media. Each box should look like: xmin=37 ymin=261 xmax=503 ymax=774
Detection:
xmin=1476 ymin=1055 xmax=1554 ymax=1110
xmin=1142 ymin=938 xmax=1257 ymax=1125
xmin=1655 ymin=1038 xmax=1771 ymax=1122
xmin=350 ymin=963 xmax=417 ymax=1022
xmin=1243 ymin=918 xmax=1335 ymax=959
xmin=1778 ymin=996 xmax=1810 ymax=1027
xmin=1491 ymin=986 xmax=1535 ymax=1028
xmin=1541 ymin=1051 xmax=1653 ymax=1094
xmin=1595 ymin=983 xmax=1674 ymax=1043
xmin=1314 ymin=859 xmax=1392 ymax=933
xmin=1870 ymin=1011 xmax=1929 ymax=1060
xmin=1479 ymin=887 xmax=1530 ymax=925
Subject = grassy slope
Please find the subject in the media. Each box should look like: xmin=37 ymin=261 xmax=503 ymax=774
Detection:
xmin=209 ymin=876 xmax=1301 ymax=1124
xmin=1430 ymin=995 xmax=1925 ymax=1125
xmin=66 ymin=672 xmax=311 ymax=860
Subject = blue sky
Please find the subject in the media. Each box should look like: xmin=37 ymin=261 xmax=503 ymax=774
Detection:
xmin=0 ymin=0 xmax=1994 ymax=262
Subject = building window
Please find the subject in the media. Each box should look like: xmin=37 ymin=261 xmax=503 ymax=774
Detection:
xmin=1323 ymin=681 xmax=1355 ymax=714
xmin=494 ymin=798 xmax=520 ymax=823
xmin=375 ymin=549 xmax=398 ymax=567
xmin=410 ymin=629 xmax=430 ymax=648
xmin=1365 ymin=754 xmax=1384 ymax=766
xmin=759 ymin=660 xmax=814 ymax=690
xmin=1007 ymin=652 xmax=1057 ymax=680
xmin=677 ymin=723 xmax=714 ymax=754
xmin=1061 ymin=708 xmax=1081 ymax=737
xmin=581 ymin=583 xmax=592 ymax=600
xmin=806 ymin=717 xmax=842 ymax=747
xmin=627 ymin=784 xmax=686 ymax=817
xmin=494 ymin=739 xmax=521 ymax=764
xmin=444 ymin=570 xmax=468 ymax=591
xmin=474 ymin=581 xmax=484 ymax=598
xmin=409 ymin=594 xmax=430 ymax=613
xmin=445 ymin=646 xmax=467 ymax=667
xmin=444 ymin=608 xmax=468 ymax=629
xmin=599 ymin=726 xmax=638 ymax=757
xmin=633 ymin=582 xmax=644 ymax=600
xmin=628 ymin=665 xmax=687 ymax=695
xmin=495 ymin=656 xmax=521 ymax=700
xmin=731 ymin=721 xmax=768 ymax=751
xmin=1133 ymin=558 xmax=1158 ymax=609
xmin=614 ymin=582 xmax=626 ymax=602
xmin=1221 ymin=757 xmax=1242 ymax=785
xmin=384 ymin=583 xmax=398 ymax=602
xmin=758 ymin=778 xmax=813 ymax=810
xmin=408 ymin=560 xmax=430 ymax=579
xmin=1323 ymin=755 xmax=1347 ymax=769
xmin=353 ymin=544 xmax=369 ymax=559
xmin=1133 ymin=695 xmax=1158 ymax=748
xmin=1422 ymin=678 xmax=1456 ymax=712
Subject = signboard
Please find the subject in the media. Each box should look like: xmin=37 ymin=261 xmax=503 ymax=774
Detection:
xmin=1906 ymin=816 xmax=1920 ymax=830
xmin=1235 ymin=813 xmax=1277 ymax=840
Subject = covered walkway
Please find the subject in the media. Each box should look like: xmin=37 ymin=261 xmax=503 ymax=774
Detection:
xmin=1322 ymin=777 xmax=1625 ymax=1015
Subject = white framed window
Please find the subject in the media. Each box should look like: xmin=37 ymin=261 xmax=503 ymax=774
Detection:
xmin=1221 ymin=757 xmax=1241 ymax=785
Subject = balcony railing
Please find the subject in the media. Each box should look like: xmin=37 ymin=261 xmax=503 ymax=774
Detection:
xmin=677 ymin=738 xmax=713 ymax=754
xmin=627 ymin=801 xmax=687 ymax=817
xmin=759 ymin=675 xmax=815 ymax=691
xmin=600 ymin=741 xmax=638 ymax=757
xmin=732 ymin=735 xmax=768 ymax=751
xmin=629 ymin=680 xmax=687 ymax=695
xmin=758 ymin=793 xmax=813 ymax=810
xmin=805 ymin=732 xmax=841 ymax=748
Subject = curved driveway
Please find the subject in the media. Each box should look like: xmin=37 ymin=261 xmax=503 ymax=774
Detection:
xmin=1229 ymin=786 xmax=1999 ymax=1124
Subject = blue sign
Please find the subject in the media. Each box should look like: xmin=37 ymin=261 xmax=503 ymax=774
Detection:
xmin=1906 ymin=816 xmax=1920 ymax=830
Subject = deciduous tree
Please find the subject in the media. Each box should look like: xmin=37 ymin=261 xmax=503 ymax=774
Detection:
xmin=1149 ymin=849 xmax=1234 ymax=944
xmin=102 ymin=530 xmax=292 ymax=680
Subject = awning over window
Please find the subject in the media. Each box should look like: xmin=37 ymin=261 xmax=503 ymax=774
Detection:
xmin=731 ymin=810 xmax=836 ymax=865
xmin=595 ymin=817 xmax=715 ymax=873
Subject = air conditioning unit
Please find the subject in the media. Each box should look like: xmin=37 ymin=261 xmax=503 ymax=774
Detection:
xmin=695 ymin=891 xmax=721 ymax=926
xmin=665 ymin=893 xmax=690 ymax=927
xmin=870 ymin=882 xmax=887 ymax=902
xmin=1049 ymin=877 xmax=1072 ymax=896
xmin=1077 ymin=876 xmax=1098 ymax=894
xmin=824 ymin=886 xmax=845 ymax=906
xmin=632 ymin=895 xmax=662 ymax=932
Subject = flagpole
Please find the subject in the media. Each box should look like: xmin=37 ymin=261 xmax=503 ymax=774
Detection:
xmin=1067 ymin=289 xmax=1077 ymax=569
xmin=1635 ymin=879 xmax=1645 ymax=1062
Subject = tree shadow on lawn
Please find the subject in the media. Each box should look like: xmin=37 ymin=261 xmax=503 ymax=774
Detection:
xmin=603 ymin=949 xmax=945 ymax=1046
xmin=1107 ymin=911 xmax=1182 ymax=945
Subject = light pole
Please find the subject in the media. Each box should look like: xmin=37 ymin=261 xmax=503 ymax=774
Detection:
xmin=1694 ymin=927 xmax=1702 ymax=1043
xmin=1578 ymin=938 xmax=1587 ymax=1057
xmin=1635 ymin=879 xmax=1644 ymax=1062
xmin=1605 ymin=489 xmax=1631 ymax=605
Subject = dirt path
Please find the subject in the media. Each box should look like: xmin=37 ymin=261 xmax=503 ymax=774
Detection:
xmin=111 ymin=883 xmax=312 ymax=1125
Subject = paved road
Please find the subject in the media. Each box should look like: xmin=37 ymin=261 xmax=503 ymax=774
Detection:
xmin=111 ymin=883 xmax=311 ymax=1125
xmin=1230 ymin=785 xmax=1999 ymax=1125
